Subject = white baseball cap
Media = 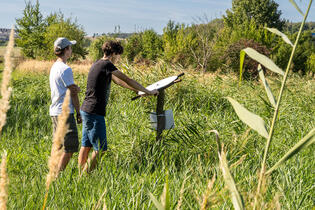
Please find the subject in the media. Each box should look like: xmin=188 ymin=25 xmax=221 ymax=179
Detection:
xmin=54 ymin=37 xmax=76 ymax=51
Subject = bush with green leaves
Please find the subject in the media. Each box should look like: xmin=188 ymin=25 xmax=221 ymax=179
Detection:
xmin=273 ymin=30 xmax=315 ymax=75
xmin=123 ymin=33 xmax=142 ymax=63
xmin=306 ymin=53 xmax=315 ymax=76
xmin=88 ymin=35 xmax=116 ymax=61
xmin=214 ymin=20 xmax=276 ymax=74
xmin=141 ymin=30 xmax=163 ymax=61
xmin=124 ymin=29 xmax=162 ymax=63
xmin=223 ymin=39 xmax=271 ymax=79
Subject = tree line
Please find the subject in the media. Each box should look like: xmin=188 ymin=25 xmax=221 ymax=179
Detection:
xmin=16 ymin=0 xmax=315 ymax=77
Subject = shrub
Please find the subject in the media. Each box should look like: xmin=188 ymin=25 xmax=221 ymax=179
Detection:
xmin=273 ymin=30 xmax=315 ymax=75
xmin=214 ymin=20 xmax=276 ymax=73
xmin=123 ymin=33 xmax=142 ymax=63
xmin=223 ymin=39 xmax=271 ymax=79
xmin=124 ymin=29 xmax=162 ymax=63
xmin=88 ymin=35 xmax=119 ymax=61
xmin=306 ymin=53 xmax=315 ymax=76
xmin=141 ymin=30 xmax=163 ymax=61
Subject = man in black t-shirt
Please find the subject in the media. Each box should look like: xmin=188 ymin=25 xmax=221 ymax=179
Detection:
xmin=79 ymin=40 xmax=158 ymax=173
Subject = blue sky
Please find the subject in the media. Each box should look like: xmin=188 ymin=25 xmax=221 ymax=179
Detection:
xmin=1 ymin=0 xmax=314 ymax=35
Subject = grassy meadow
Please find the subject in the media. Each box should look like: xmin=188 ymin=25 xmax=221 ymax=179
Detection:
xmin=0 ymin=57 xmax=314 ymax=209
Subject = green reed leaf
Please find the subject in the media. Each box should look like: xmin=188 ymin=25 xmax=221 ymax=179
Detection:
xmin=266 ymin=128 xmax=315 ymax=175
xmin=242 ymin=48 xmax=285 ymax=76
xmin=289 ymin=0 xmax=304 ymax=16
xmin=265 ymin=27 xmax=294 ymax=47
xmin=148 ymin=176 xmax=170 ymax=210
xmin=240 ymin=50 xmax=246 ymax=84
xmin=258 ymin=65 xmax=277 ymax=108
xmin=219 ymin=149 xmax=244 ymax=210
xmin=226 ymin=97 xmax=269 ymax=138
xmin=164 ymin=178 xmax=170 ymax=210
xmin=149 ymin=192 xmax=164 ymax=210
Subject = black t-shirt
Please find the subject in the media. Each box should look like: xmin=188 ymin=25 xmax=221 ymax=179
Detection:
xmin=81 ymin=59 xmax=117 ymax=116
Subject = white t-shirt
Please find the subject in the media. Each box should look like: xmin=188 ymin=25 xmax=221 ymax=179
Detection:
xmin=49 ymin=61 xmax=75 ymax=116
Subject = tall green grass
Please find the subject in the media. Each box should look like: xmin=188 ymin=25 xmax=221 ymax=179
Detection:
xmin=0 ymin=63 xmax=313 ymax=208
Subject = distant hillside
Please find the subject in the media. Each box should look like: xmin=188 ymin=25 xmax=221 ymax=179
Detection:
xmin=91 ymin=32 xmax=134 ymax=39
xmin=284 ymin=21 xmax=315 ymax=33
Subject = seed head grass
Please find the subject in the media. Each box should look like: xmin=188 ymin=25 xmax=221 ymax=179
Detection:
xmin=0 ymin=151 xmax=8 ymax=210
xmin=200 ymin=174 xmax=216 ymax=210
xmin=43 ymin=90 xmax=71 ymax=209
xmin=17 ymin=59 xmax=91 ymax=74
xmin=0 ymin=28 xmax=15 ymax=134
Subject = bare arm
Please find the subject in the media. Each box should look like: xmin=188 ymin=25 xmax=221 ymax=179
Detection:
xmin=112 ymin=74 xmax=138 ymax=92
xmin=68 ymin=84 xmax=82 ymax=124
xmin=112 ymin=70 xmax=158 ymax=95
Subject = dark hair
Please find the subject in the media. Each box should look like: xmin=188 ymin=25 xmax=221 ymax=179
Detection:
xmin=54 ymin=46 xmax=70 ymax=57
xmin=101 ymin=40 xmax=124 ymax=56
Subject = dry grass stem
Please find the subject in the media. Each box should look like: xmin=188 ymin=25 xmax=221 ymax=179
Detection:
xmin=17 ymin=60 xmax=91 ymax=74
xmin=200 ymin=174 xmax=216 ymax=210
xmin=0 ymin=151 xmax=8 ymax=210
xmin=45 ymin=89 xmax=71 ymax=190
xmin=102 ymin=200 xmax=107 ymax=210
xmin=230 ymin=154 xmax=247 ymax=169
xmin=0 ymin=28 xmax=15 ymax=134
xmin=42 ymin=90 xmax=71 ymax=210
xmin=93 ymin=189 xmax=107 ymax=210
xmin=160 ymin=183 xmax=167 ymax=207
xmin=176 ymin=178 xmax=186 ymax=210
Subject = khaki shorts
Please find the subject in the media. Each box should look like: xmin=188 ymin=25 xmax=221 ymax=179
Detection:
xmin=51 ymin=114 xmax=79 ymax=153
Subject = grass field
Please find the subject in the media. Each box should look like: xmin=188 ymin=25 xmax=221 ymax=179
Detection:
xmin=0 ymin=61 xmax=314 ymax=209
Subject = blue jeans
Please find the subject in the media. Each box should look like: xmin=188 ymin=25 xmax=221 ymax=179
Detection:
xmin=80 ymin=110 xmax=107 ymax=151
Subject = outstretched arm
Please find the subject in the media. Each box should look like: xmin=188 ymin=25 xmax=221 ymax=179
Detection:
xmin=112 ymin=70 xmax=158 ymax=95
xmin=112 ymin=74 xmax=138 ymax=93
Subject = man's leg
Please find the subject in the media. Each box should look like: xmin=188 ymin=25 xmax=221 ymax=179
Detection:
xmin=78 ymin=147 xmax=91 ymax=171
xmin=84 ymin=150 xmax=105 ymax=173
xmin=58 ymin=152 xmax=73 ymax=171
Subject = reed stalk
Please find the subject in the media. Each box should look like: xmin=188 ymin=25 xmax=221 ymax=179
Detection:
xmin=0 ymin=28 xmax=15 ymax=134
xmin=42 ymin=90 xmax=71 ymax=210
xmin=253 ymin=1 xmax=313 ymax=209
xmin=0 ymin=152 xmax=8 ymax=210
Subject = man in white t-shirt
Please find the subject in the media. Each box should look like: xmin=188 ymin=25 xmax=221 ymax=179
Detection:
xmin=50 ymin=37 xmax=81 ymax=171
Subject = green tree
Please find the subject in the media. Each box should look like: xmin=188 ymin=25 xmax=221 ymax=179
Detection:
xmin=162 ymin=20 xmax=182 ymax=62
xmin=43 ymin=17 xmax=87 ymax=60
xmin=224 ymin=0 xmax=285 ymax=30
xmin=15 ymin=0 xmax=45 ymax=58
xmin=124 ymin=29 xmax=162 ymax=63
xmin=124 ymin=33 xmax=143 ymax=62
xmin=16 ymin=2 xmax=87 ymax=61
xmin=140 ymin=29 xmax=163 ymax=61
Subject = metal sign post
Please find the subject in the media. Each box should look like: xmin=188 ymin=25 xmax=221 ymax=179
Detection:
xmin=156 ymin=89 xmax=165 ymax=141
xmin=132 ymin=73 xmax=184 ymax=141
